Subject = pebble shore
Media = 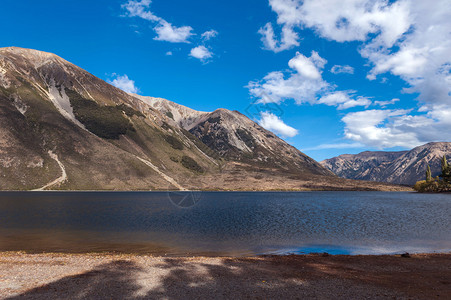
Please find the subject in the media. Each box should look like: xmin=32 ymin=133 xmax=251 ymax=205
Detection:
xmin=1 ymin=252 xmax=450 ymax=299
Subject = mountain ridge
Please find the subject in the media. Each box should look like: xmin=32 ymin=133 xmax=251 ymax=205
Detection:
xmin=0 ymin=47 xmax=406 ymax=191
xmin=321 ymin=142 xmax=451 ymax=185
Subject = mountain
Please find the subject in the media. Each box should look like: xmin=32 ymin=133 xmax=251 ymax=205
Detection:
xmin=320 ymin=151 xmax=408 ymax=182
xmin=134 ymin=94 xmax=328 ymax=176
xmin=321 ymin=142 xmax=451 ymax=185
xmin=0 ymin=47 xmax=404 ymax=191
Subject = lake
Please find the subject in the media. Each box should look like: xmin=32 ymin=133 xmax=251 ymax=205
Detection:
xmin=0 ymin=191 xmax=449 ymax=256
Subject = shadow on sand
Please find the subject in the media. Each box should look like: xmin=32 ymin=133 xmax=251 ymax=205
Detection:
xmin=6 ymin=255 xmax=450 ymax=299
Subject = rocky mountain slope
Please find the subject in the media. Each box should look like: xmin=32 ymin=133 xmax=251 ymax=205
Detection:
xmin=321 ymin=142 xmax=451 ymax=185
xmin=134 ymin=94 xmax=327 ymax=176
xmin=0 ymin=47 xmax=405 ymax=191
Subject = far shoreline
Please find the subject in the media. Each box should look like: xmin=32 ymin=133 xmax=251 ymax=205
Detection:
xmin=0 ymin=188 xmax=413 ymax=192
xmin=1 ymin=250 xmax=450 ymax=257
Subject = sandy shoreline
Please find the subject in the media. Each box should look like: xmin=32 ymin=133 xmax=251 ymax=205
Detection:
xmin=0 ymin=252 xmax=449 ymax=299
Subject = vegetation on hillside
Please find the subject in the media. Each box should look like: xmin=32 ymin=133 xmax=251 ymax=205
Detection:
xmin=67 ymin=90 xmax=135 ymax=139
xmin=164 ymin=135 xmax=184 ymax=150
xmin=165 ymin=111 xmax=174 ymax=120
xmin=181 ymin=129 xmax=221 ymax=160
xmin=116 ymin=103 xmax=145 ymax=118
xmin=181 ymin=155 xmax=204 ymax=173
xmin=413 ymin=155 xmax=451 ymax=192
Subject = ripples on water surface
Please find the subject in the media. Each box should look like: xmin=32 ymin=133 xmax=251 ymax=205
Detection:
xmin=0 ymin=191 xmax=449 ymax=256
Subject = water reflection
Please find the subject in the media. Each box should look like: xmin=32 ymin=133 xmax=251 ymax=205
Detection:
xmin=0 ymin=191 xmax=450 ymax=256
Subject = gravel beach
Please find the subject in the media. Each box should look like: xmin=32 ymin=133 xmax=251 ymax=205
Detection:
xmin=0 ymin=252 xmax=450 ymax=299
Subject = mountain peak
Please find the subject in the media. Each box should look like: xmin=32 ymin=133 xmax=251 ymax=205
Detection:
xmin=423 ymin=141 xmax=450 ymax=148
xmin=0 ymin=47 xmax=69 ymax=70
xmin=0 ymin=46 xmax=58 ymax=59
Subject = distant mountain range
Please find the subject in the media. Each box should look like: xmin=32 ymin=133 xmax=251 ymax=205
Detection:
xmin=321 ymin=142 xmax=451 ymax=185
xmin=0 ymin=47 xmax=407 ymax=191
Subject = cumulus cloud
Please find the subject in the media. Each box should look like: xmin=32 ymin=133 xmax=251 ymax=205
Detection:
xmin=342 ymin=108 xmax=451 ymax=148
xmin=108 ymin=74 xmax=139 ymax=94
xmin=258 ymin=111 xmax=299 ymax=137
xmin=309 ymin=0 xmax=407 ymax=44
xmin=261 ymin=0 xmax=416 ymax=61
xmin=262 ymin=0 xmax=411 ymax=48
xmin=288 ymin=50 xmax=326 ymax=79
xmin=361 ymin=1 xmax=450 ymax=93
xmin=248 ymin=51 xmax=372 ymax=110
xmin=259 ymin=23 xmax=300 ymax=52
xmin=122 ymin=1 xmax=219 ymax=60
xmin=248 ymin=51 xmax=329 ymax=104
xmin=201 ymin=30 xmax=218 ymax=41
xmin=122 ymin=0 xmax=159 ymax=21
xmin=153 ymin=20 xmax=193 ymax=43
xmin=374 ymin=98 xmax=400 ymax=107
xmin=122 ymin=0 xmax=193 ymax=43
xmin=260 ymin=0 xmax=451 ymax=148
xmin=331 ymin=65 xmax=354 ymax=74
xmin=262 ymin=0 xmax=451 ymax=105
xmin=189 ymin=46 xmax=213 ymax=62
xmin=258 ymin=0 xmax=308 ymax=52
xmin=342 ymin=109 xmax=419 ymax=148
xmin=318 ymin=91 xmax=371 ymax=110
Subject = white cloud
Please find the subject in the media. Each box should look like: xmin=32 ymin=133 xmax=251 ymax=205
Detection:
xmin=122 ymin=0 xmax=159 ymax=22
xmin=318 ymin=91 xmax=371 ymax=110
xmin=248 ymin=51 xmax=372 ymax=110
xmin=258 ymin=111 xmax=299 ymax=137
xmin=201 ymin=30 xmax=218 ymax=41
xmin=330 ymin=65 xmax=354 ymax=74
xmin=108 ymin=74 xmax=139 ymax=94
xmin=268 ymin=0 xmax=303 ymax=25
xmin=189 ymin=46 xmax=213 ymax=62
xmin=122 ymin=0 xmax=193 ymax=43
xmin=361 ymin=1 xmax=451 ymax=99
xmin=264 ymin=0 xmax=411 ymax=46
xmin=153 ymin=20 xmax=193 ymax=43
xmin=166 ymin=51 xmax=173 ymax=56
xmin=342 ymin=109 xmax=419 ymax=148
xmin=341 ymin=107 xmax=451 ymax=148
xmin=259 ymin=23 xmax=299 ymax=52
xmin=262 ymin=0 xmax=451 ymax=106
xmin=288 ymin=50 xmax=326 ymax=80
xmin=261 ymin=0 xmax=451 ymax=148
xmin=258 ymin=0 xmax=307 ymax=52
xmin=374 ymin=98 xmax=400 ymax=107
xmin=248 ymin=51 xmax=328 ymax=104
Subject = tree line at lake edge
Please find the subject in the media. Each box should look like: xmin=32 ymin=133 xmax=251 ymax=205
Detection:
xmin=414 ymin=155 xmax=451 ymax=192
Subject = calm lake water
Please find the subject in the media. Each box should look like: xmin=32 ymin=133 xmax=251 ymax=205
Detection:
xmin=0 ymin=191 xmax=450 ymax=256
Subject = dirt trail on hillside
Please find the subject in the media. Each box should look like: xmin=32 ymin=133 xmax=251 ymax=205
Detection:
xmin=135 ymin=156 xmax=186 ymax=191
xmin=32 ymin=151 xmax=67 ymax=191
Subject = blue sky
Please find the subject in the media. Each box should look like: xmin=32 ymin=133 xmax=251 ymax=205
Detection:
xmin=1 ymin=0 xmax=450 ymax=161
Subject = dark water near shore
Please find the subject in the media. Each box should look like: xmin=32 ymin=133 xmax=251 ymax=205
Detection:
xmin=0 ymin=191 xmax=450 ymax=256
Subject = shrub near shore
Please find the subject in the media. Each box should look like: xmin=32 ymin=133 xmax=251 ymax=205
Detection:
xmin=414 ymin=155 xmax=451 ymax=192
xmin=413 ymin=179 xmax=451 ymax=193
